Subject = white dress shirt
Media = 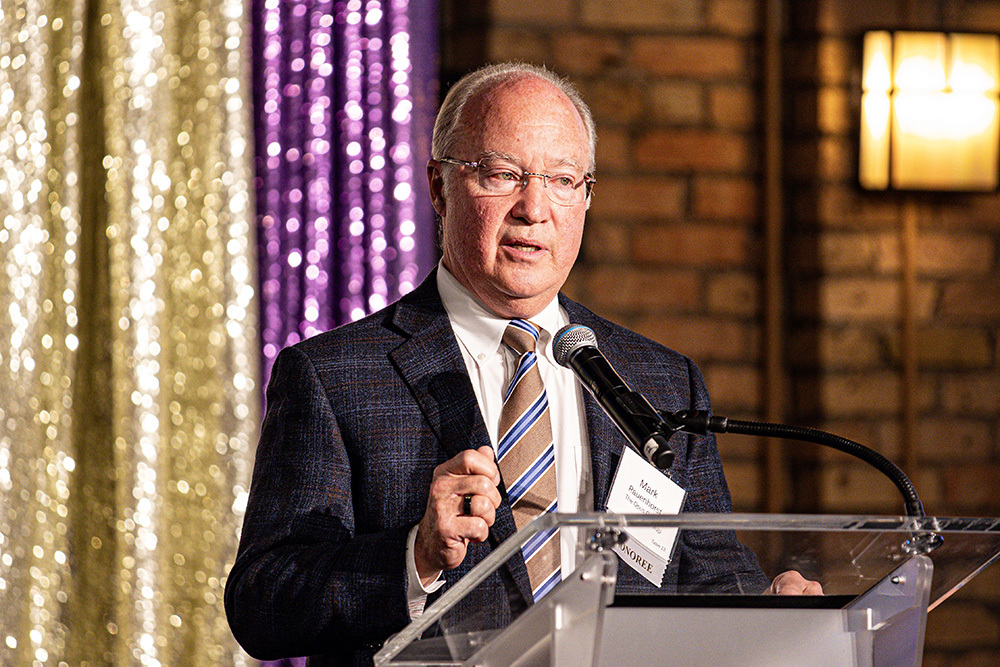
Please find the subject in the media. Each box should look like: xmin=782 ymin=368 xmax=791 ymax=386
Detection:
xmin=405 ymin=264 xmax=592 ymax=617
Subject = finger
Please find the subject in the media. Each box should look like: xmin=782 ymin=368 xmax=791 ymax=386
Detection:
xmin=803 ymin=580 xmax=824 ymax=595
xmin=460 ymin=494 xmax=497 ymax=526
xmin=431 ymin=473 xmax=502 ymax=509
xmin=475 ymin=445 xmax=501 ymax=484
xmin=769 ymin=571 xmax=823 ymax=596
xmin=435 ymin=447 xmax=500 ymax=481
xmin=453 ymin=514 xmax=491 ymax=543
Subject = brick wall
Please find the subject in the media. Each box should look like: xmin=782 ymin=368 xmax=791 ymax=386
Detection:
xmin=440 ymin=1 xmax=1000 ymax=662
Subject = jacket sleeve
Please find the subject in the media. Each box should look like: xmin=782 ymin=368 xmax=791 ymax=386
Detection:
xmin=224 ymin=344 xmax=413 ymax=660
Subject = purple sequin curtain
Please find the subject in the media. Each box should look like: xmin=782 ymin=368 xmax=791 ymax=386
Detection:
xmin=250 ymin=2 xmax=438 ymax=664
xmin=253 ymin=0 xmax=439 ymax=385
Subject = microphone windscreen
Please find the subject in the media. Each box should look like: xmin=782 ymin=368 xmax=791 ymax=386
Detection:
xmin=553 ymin=324 xmax=598 ymax=367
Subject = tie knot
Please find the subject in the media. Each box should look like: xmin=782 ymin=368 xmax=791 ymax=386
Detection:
xmin=503 ymin=319 xmax=540 ymax=356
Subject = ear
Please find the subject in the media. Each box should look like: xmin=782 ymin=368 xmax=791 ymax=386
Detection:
xmin=427 ymin=161 xmax=447 ymax=218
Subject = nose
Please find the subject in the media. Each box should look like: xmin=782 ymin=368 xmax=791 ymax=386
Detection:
xmin=511 ymin=173 xmax=550 ymax=224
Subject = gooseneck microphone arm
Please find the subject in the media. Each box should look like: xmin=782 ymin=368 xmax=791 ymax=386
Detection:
xmin=664 ymin=409 xmax=927 ymax=518
xmin=553 ymin=324 xmax=928 ymax=519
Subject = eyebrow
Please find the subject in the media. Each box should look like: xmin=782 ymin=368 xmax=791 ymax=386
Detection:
xmin=479 ymin=150 xmax=585 ymax=173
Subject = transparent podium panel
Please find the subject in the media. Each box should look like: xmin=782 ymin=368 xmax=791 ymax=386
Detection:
xmin=374 ymin=514 xmax=1000 ymax=667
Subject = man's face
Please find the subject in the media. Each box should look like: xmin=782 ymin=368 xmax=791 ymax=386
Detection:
xmin=429 ymin=76 xmax=590 ymax=319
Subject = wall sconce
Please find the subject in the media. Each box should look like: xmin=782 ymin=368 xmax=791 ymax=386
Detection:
xmin=860 ymin=30 xmax=1000 ymax=191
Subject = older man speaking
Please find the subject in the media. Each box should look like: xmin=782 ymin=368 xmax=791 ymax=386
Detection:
xmin=225 ymin=63 xmax=777 ymax=666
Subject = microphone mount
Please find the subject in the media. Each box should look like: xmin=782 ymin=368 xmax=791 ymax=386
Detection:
xmin=663 ymin=409 xmax=929 ymax=519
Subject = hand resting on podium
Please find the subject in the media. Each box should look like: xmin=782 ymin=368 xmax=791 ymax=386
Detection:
xmin=765 ymin=570 xmax=824 ymax=595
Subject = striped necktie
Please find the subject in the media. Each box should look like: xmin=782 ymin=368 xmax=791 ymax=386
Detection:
xmin=497 ymin=319 xmax=561 ymax=601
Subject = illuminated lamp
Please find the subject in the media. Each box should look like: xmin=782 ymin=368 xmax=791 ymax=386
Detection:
xmin=860 ymin=31 xmax=1000 ymax=191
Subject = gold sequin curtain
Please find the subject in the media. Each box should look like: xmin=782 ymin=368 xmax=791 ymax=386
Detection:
xmin=0 ymin=0 xmax=258 ymax=664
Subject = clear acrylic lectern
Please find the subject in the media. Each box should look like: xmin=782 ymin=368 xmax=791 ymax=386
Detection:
xmin=373 ymin=513 xmax=1000 ymax=667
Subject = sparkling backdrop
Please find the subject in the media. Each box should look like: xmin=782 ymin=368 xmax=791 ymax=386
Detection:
xmin=252 ymin=0 xmax=438 ymax=382
xmin=0 ymin=0 xmax=258 ymax=664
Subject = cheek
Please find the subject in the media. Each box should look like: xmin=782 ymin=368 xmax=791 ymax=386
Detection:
xmin=557 ymin=219 xmax=586 ymax=262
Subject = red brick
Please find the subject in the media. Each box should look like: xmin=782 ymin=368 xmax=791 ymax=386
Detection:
xmin=692 ymin=175 xmax=759 ymax=221
xmin=587 ymin=175 xmax=685 ymax=220
xmin=583 ymin=76 xmax=645 ymax=124
xmin=795 ymin=371 xmax=936 ymax=418
xmin=792 ymin=277 xmax=936 ymax=322
xmin=817 ymin=86 xmax=852 ymax=134
xmin=631 ymin=36 xmax=747 ymax=78
xmin=581 ymin=216 xmax=630 ymax=262
xmin=581 ymin=0 xmax=700 ymax=30
xmin=707 ymin=0 xmax=759 ymax=36
xmin=941 ymin=373 xmax=1000 ymax=415
xmin=886 ymin=327 xmax=994 ymax=369
xmin=552 ymin=32 xmax=625 ymax=76
xmin=937 ymin=193 xmax=1000 ymax=231
xmin=916 ymin=419 xmax=992 ymax=461
xmin=957 ymin=1 xmax=1000 ymax=32
xmin=633 ymin=315 xmax=756 ymax=362
xmin=582 ymin=266 xmax=701 ymax=311
xmin=941 ymin=279 xmax=1000 ymax=319
xmin=915 ymin=234 xmax=995 ymax=276
xmin=492 ymin=0 xmax=573 ymax=25
xmin=807 ymin=419 xmax=891 ymax=459
xmin=705 ymin=364 xmax=761 ymax=412
xmin=941 ymin=464 xmax=1000 ymax=514
xmin=709 ymin=83 xmax=756 ymax=131
xmin=787 ymin=328 xmax=883 ymax=369
xmin=633 ymin=222 xmax=752 ymax=267
xmin=793 ymin=185 xmax=901 ymax=228
xmin=634 ymin=129 xmax=751 ymax=172
xmin=487 ymin=29 xmax=548 ymax=63
xmin=784 ymin=36 xmax=859 ymax=84
xmin=648 ymin=81 xmax=704 ymax=124
xmin=813 ymin=371 xmax=902 ymax=417
xmin=816 ymin=38 xmax=853 ymax=85
xmin=706 ymin=272 xmax=758 ymax=317
xmin=789 ymin=233 xmax=887 ymax=274
xmin=785 ymin=135 xmax=855 ymax=181
xmin=594 ymin=125 xmax=630 ymax=173
xmin=819 ymin=462 xmax=909 ymax=512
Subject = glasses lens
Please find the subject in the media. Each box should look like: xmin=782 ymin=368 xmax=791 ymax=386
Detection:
xmin=546 ymin=175 xmax=582 ymax=205
xmin=472 ymin=159 xmax=587 ymax=206
xmin=476 ymin=161 xmax=521 ymax=196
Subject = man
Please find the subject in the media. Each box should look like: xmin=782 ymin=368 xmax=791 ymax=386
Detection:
xmin=225 ymin=63 xmax=812 ymax=666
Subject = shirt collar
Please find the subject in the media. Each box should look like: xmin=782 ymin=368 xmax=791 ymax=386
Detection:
xmin=436 ymin=262 xmax=565 ymax=362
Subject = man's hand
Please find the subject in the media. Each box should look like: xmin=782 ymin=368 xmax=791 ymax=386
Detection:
xmin=413 ymin=446 xmax=502 ymax=586
xmin=765 ymin=570 xmax=824 ymax=596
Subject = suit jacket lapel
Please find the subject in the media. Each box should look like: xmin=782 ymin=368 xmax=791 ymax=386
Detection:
xmin=388 ymin=272 xmax=532 ymax=604
xmin=560 ymin=297 xmax=628 ymax=512
xmin=388 ymin=280 xmax=489 ymax=463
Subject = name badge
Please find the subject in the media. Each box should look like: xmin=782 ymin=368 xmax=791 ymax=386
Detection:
xmin=606 ymin=445 xmax=686 ymax=586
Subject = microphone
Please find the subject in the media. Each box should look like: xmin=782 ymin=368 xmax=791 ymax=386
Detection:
xmin=553 ymin=324 xmax=676 ymax=470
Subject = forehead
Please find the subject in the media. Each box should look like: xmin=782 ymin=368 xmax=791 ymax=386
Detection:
xmin=457 ymin=76 xmax=589 ymax=168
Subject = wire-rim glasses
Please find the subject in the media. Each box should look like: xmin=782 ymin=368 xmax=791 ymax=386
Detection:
xmin=437 ymin=156 xmax=595 ymax=206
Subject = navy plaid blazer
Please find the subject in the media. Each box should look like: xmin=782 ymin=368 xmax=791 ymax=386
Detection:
xmin=225 ymin=270 xmax=765 ymax=665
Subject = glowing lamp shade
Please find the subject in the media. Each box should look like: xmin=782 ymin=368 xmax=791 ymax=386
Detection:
xmin=860 ymin=31 xmax=1000 ymax=191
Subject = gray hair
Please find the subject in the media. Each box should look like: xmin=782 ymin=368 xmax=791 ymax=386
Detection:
xmin=431 ymin=62 xmax=597 ymax=173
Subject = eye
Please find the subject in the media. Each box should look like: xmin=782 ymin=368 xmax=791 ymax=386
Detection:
xmin=550 ymin=175 xmax=576 ymax=189
xmin=482 ymin=166 xmax=520 ymax=183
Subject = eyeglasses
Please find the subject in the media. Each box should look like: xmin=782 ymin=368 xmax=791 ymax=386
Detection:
xmin=436 ymin=156 xmax=595 ymax=206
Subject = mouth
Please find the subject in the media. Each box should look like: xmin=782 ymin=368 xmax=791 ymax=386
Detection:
xmin=501 ymin=238 xmax=545 ymax=253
